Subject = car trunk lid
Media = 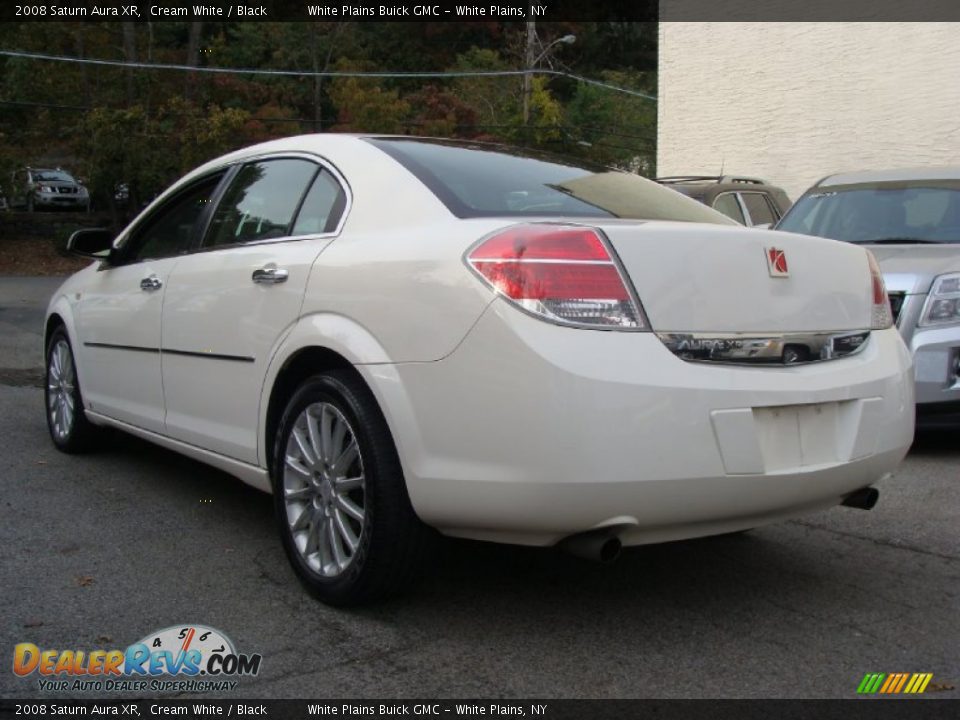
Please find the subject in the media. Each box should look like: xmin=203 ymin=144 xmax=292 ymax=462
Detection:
xmin=599 ymin=221 xmax=875 ymax=333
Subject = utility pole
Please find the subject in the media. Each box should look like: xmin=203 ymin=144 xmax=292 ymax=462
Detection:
xmin=522 ymin=21 xmax=536 ymax=127
xmin=522 ymin=25 xmax=575 ymax=135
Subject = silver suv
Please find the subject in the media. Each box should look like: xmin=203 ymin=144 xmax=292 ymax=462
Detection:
xmin=10 ymin=167 xmax=89 ymax=212
xmin=778 ymin=167 xmax=960 ymax=423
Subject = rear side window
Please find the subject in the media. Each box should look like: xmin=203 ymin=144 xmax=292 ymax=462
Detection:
xmin=368 ymin=138 xmax=734 ymax=225
xmin=291 ymin=170 xmax=347 ymax=235
xmin=712 ymin=193 xmax=745 ymax=224
xmin=741 ymin=192 xmax=777 ymax=226
xmin=206 ymin=159 xmax=317 ymax=247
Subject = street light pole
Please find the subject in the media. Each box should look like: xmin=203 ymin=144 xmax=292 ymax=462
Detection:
xmin=522 ymin=26 xmax=576 ymax=131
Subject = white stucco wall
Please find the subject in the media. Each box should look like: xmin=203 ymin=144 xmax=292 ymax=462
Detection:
xmin=657 ymin=22 xmax=960 ymax=201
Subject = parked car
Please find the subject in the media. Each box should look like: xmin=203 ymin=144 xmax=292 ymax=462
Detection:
xmin=9 ymin=167 xmax=90 ymax=212
xmin=656 ymin=175 xmax=791 ymax=227
xmin=46 ymin=136 xmax=914 ymax=605
xmin=777 ymin=167 xmax=960 ymax=424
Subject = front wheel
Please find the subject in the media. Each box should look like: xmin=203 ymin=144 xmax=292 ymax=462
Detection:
xmin=45 ymin=328 xmax=100 ymax=453
xmin=271 ymin=371 xmax=432 ymax=606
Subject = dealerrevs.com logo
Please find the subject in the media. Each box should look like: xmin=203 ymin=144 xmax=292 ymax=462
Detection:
xmin=13 ymin=624 xmax=262 ymax=693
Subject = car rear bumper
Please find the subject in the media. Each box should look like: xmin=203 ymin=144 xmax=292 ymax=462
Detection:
xmin=373 ymin=301 xmax=915 ymax=546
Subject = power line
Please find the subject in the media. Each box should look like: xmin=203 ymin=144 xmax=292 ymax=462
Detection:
xmin=0 ymin=49 xmax=657 ymax=101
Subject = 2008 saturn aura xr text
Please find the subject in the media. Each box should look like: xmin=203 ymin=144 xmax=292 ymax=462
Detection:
xmin=44 ymin=135 xmax=915 ymax=605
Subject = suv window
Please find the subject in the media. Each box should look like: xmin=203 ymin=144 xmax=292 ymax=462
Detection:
xmin=291 ymin=170 xmax=347 ymax=235
xmin=712 ymin=193 xmax=745 ymax=224
xmin=741 ymin=192 xmax=777 ymax=226
xmin=33 ymin=170 xmax=74 ymax=183
xmin=123 ymin=173 xmax=224 ymax=263
xmin=779 ymin=183 xmax=960 ymax=244
xmin=206 ymin=159 xmax=318 ymax=248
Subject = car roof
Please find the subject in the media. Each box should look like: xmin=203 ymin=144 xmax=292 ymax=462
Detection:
xmin=819 ymin=166 xmax=960 ymax=186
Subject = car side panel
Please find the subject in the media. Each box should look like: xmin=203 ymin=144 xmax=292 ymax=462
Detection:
xmin=74 ymin=259 xmax=176 ymax=433
xmin=160 ymin=240 xmax=333 ymax=464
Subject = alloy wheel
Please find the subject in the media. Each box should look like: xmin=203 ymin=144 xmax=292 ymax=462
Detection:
xmin=282 ymin=401 xmax=366 ymax=577
xmin=47 ymin=339 xmax=76 ymax=442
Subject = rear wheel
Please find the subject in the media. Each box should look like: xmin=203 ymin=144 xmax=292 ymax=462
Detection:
xmin=45 ymin=327 xmax=99 ymax=453
xmin=271 ymin=371 xmax=431 ymax=605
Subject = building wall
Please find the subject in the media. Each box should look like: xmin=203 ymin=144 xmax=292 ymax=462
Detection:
xmin=657 ymin=22 xmax=960 ymax=201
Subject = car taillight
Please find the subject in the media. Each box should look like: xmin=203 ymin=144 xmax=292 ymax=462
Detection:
xmin=867 ymin=250 xmax=893 ymax=329
xmin=466 ymin=224 xmax=647 ymax=329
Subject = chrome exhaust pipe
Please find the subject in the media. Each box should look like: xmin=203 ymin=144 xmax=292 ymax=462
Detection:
xmin=559 ymin=529 xmax=623 ymax=563
xmin=842 ymin=487 xmax=879 ymax=510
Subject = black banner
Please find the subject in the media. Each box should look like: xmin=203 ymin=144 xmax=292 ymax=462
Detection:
xmin=1 ymin=700 xmax=958 ymax=720
xmin=2 ymin=0 xmax=960 ymax=23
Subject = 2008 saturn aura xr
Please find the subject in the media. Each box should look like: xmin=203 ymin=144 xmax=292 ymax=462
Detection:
xmin=45 ymin=136 xmax=915 ymax=605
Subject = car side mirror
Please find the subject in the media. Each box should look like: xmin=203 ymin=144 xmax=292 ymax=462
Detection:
xmin=66 ymin=228 xmax=114 ymax=259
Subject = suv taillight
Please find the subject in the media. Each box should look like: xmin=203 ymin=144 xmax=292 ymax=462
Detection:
xmin=867 ymin=250 xmax=893 ymax=329
xmin=466 ymin=224 xmax=647 ymax=329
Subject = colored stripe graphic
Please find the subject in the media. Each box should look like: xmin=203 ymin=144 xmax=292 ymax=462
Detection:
xmin=859 ymin=673 xmax=886 ymax=694
xmin=858 ymin=672 xmax=933 ymax=694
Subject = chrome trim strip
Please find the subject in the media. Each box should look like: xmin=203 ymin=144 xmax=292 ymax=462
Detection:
xmin=656 ymin=330 xmax=871 ymax=365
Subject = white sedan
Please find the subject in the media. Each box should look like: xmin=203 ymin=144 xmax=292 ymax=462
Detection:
xmin=46 ymin=135 xmax=915 ymax=605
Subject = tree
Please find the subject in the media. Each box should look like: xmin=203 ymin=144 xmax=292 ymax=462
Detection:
xmin=407 ymin=85 xmax=479 ymax=137
xmin=327 ymin=66 xmax=410 ymax=133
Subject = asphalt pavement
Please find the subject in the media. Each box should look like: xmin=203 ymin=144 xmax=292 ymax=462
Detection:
xmin=0 ymin=276 xmax=957 ymax=699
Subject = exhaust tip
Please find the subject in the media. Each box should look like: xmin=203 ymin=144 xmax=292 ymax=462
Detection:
xmin=842 ymin=487 xmax=879 ymax=510
xmin=599 ymin=537 xmax=622 ymax=564
xmin=559 ymin=530 xmax=623 ymax=563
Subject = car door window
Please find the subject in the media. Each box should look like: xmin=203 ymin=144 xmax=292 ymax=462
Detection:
xmin=123 ymin=173 xmax=224 ymax=264
xmin=712 ymin=193 xmax=745 ymax=224
xmin=291 ymin=169 xmax=347 ymax=235
xmin=205 ymin=159 xmax=317 ymax=248
xmin=741 ymin=192 xmax=777 ymax=226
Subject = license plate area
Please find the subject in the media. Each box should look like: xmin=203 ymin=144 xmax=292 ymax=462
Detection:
xmin=753 ymin=402 xmax=847 ymax=472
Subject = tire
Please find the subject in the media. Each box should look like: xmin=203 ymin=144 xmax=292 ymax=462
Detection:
xmin=271 ymin=370 xmax=432 ymax=606
xmin=45 ymin=327 xmax=100 ymax=453
xmin=26 ymin=195 xmax=34 ymax=213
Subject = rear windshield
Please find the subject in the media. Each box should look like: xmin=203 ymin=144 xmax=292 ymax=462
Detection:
xmin=367 ymin=138 xmax=733 ymax=225
xmin=778 ymin=181 xmax=960 ymax=244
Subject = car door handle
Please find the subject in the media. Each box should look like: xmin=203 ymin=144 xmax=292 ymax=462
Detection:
xmin=140 ymin=275 xmax=162 ymax=291
xmin=252 ymin=266 xmax=288 ymax=285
